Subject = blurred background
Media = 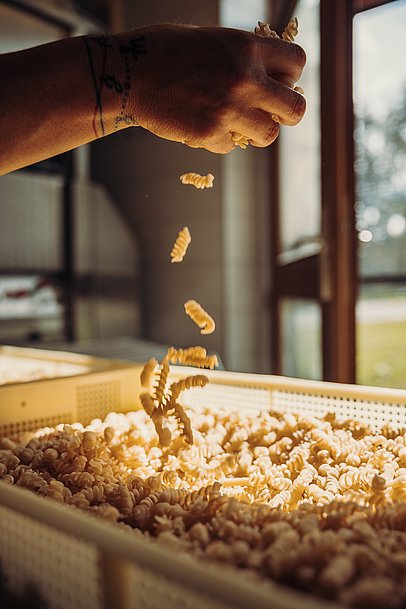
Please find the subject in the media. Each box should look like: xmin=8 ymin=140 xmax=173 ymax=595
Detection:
xmin=0 ymin=0 xmax=404 ymax=388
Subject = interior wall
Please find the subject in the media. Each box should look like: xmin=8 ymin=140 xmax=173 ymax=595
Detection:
xmin=92 ymin=0 xmax=271 ymax=372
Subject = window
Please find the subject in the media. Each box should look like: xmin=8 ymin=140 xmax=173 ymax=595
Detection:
xmin=353 ymin=0 xmax=406 ymax=388
xmin=271 ymin=0 xmax=324 ymax=380
xmin=271 ymin=0 xmax=406 ymax=388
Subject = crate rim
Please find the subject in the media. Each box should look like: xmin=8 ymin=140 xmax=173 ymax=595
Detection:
xmin=0 ymin=481 xmax=344 ymax=609
xmin=170 ymin=366 xmax=406 ymax=406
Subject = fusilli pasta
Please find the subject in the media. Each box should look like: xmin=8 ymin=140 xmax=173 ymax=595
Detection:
xmin=184 ymin=299 xmax=216 ymax=335
xmin=170 ymin=226 xmax=191 ymax=263
xmin=180 ymin=173 xmax=214 ymax=189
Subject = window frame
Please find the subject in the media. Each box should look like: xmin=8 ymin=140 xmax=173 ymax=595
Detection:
xmin=270 ymin=0 xmax=398 ymax=382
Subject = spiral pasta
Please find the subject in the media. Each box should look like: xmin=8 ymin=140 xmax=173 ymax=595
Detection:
xmin=180 ymin=173 xmax=214 ymax=189
xmin=184 ymin=299 xmax=215 ymax=335
xmin=254 ymin=21 xmax=279 ymax=38
xmin=168 ymin=346 xmax=218 ymax=369
xmin=139 ymin=348 xmax=209 ymax=446
xmin=1 ymin=402 xmax=406 ymax=609
xmin=140 ymin=358 xmax=158 ymax=388
xmin=255 ymin=17 xmax=298 ymax=43
xmin=231 ymin=132 xmax=249 ymax=149
xmin=170 ymin=226 xmax=191 ymax=263
xmin=281 ymin=17 xmax=299 ymax=42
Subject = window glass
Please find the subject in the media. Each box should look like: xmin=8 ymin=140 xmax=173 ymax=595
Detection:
xmin=220 ymin=0 xmax=267 ymax=28
xmin=354 ymin=0 xmax=406 ymax=388
xmin=279 ymin=0 xmax=321 ymax=253
xmin=280 ymin=298 xmax=322 ymax=380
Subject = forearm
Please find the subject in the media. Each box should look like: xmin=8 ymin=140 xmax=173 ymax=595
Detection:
xmin=0 ymin=34 xmax=138 ymax=175
xmin=0 ymin=24 xmax=306 ymax=175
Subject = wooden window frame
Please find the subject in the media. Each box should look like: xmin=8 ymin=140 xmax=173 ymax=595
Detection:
xmin=270 ymin=0 xmax=396 ymax=383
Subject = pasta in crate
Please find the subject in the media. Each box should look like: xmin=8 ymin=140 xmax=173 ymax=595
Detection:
xmin=1 ymin=375 xmax=405 ymax=609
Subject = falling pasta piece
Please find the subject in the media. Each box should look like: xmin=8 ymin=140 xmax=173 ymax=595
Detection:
xmin=271 ymin=114 xmax=280 ymax=123
xmin=154 ymin=358 xmax=170 ymax=406
xmin=139 ymin=349 xmax=210 ymax=446
xmin=231 ymin=132 xmax=249 ymax=149
xmin=180 ymin=173 xmax=214 ymax=189
xmin=170 ymin=226 xmax=191 ymax=263
xmin=184 ymin=299 xmax=216 ymax=335
xmin=168 ymin=375 xmax=209 ymax=405
xmin=168 ymin=346 xmax=207 ymax=363
xmin=168 ymin=346 xmax=218 ymax=369
xmin=294 ymin=85 xmax=304 ymax=95
xmin=140 ymin=358 xmax=158 ymax=387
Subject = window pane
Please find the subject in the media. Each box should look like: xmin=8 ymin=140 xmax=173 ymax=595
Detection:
xmin=220 ymin=0 xmax=267 ymax=28
xmin=357 ymin=284 xmax=406 ymax=389
xmin=354 ymin=0 xmax=406 ymax=388
xmin=279 ymin=0 xmax=321 ymax=253
xmin=280 ymin=298 xmax=322 ymax=380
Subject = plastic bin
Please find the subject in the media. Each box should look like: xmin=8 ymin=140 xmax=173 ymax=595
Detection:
xmin=0 ymin=353 xmax=405 ymax=609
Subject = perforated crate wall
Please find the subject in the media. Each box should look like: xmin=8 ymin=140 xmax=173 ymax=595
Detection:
xmin=270 ymin=389 xmax=405 ymax=429
xmin=76 ymin=380 xmax=121 ymax=425
xmin=169 ymin=369 xmax=405 ymax=432
xmin=0 ymin=503 xmax=103 ymax=609
xmin=127 ymin=563 xmax=234 ymax=609
xmin=0 ymin=412 xmax=72 ymax=439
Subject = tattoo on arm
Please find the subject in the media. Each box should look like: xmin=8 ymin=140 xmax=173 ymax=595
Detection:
xmin=112 ymin=35 xmax=145 ymax=130
xmin=83 ymin=34 xmax=146 ymax=137
xmin=84 ymin=36 xmax=105 ymax=137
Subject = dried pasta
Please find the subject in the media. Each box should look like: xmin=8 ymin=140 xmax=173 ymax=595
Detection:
xmin=168 ymin=346 xmax=218 ymax=370
xmin=180 ymin=172 xmax=214 ymax=189
xmin=140 ymin=357 xmax=158 ymax=388
xmin=281 ymin=17 xmax=299 ymax=42
xmin=231 ymin=132 xmax=249 ymax=149
xmin=1 ymin=402 xmax=405 ymax=609
xmin=139 ymin=347 xmax=209 ymax=446
xmin=254 ymin=21 xmax=279 ymax=38
xmin=184 ymin=299 xmax=216 ymax=335
xmin=170 ymin=226 xmax=191 ymax=263
xmin=255 ymin=17 xmax=298 ymax=43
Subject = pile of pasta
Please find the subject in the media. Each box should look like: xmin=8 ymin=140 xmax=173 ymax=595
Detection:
xmin=1 ymin=405 xmax=405 ymax=609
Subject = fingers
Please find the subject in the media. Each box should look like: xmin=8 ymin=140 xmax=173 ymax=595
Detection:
xmin=272 ymin=72 xmax=295 ymax=88
xmin=259 ymin=37 xmax=306 ymax=84
xmin=256 ymin=77 xmax=306 ymax=126
xmin=234 ymin=109 xmax=280 ymax=148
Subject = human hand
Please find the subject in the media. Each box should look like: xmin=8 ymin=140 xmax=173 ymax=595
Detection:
xmin=118 ymin=24 xmax=306 ymax=153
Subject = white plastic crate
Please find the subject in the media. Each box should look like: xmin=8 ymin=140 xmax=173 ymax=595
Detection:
xmin=0 ymin=345 xmax=143 ymax=437
xmin=0 ymin=360 xmax=405 ymax=609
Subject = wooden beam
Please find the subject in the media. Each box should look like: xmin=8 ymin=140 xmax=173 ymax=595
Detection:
xmin=320 ymin=0 xmax=357 ymax=382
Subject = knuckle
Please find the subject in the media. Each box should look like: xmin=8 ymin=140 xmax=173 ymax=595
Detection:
xmin=292 ymin=43 xmax=307 ymax=68
xmin=264 ymin=122 xmax=280 ymax=145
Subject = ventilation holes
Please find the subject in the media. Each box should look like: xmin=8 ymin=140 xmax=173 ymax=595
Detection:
xmin=76 ymin=381 xmax=121 ymax=425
